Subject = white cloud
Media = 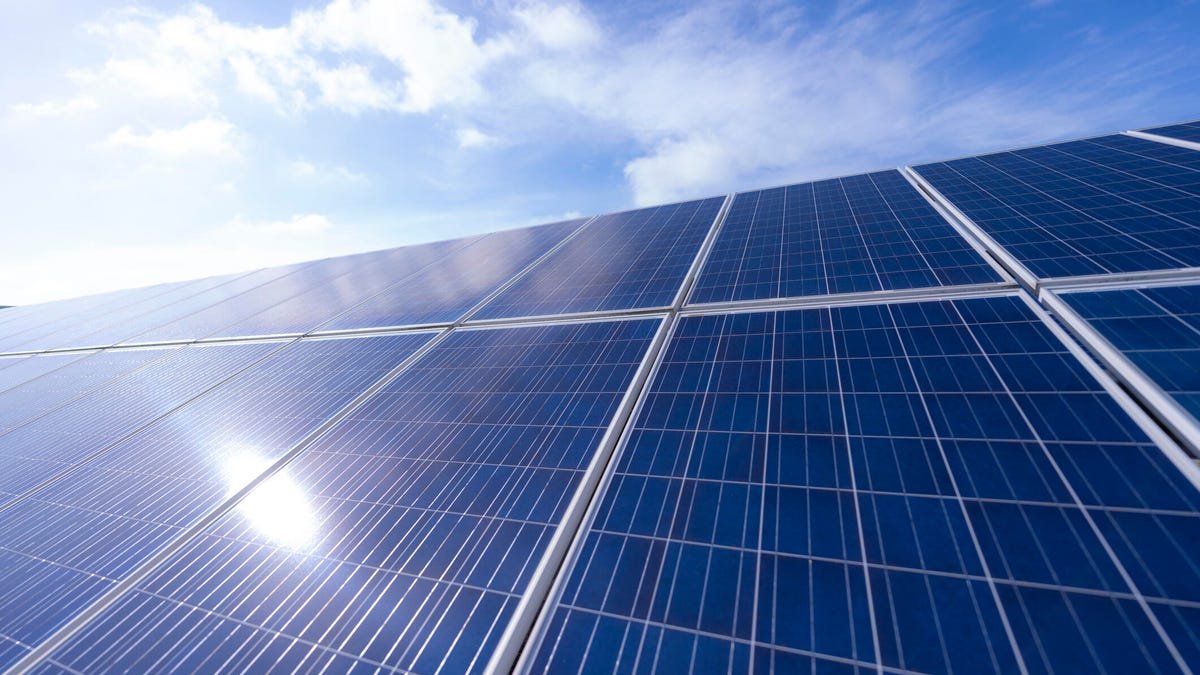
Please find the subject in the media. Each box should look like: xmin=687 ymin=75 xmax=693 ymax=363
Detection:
xmin=70 ymin=0 xmax=511 ymax=116
xmin=287 ymin=159 xmax=367 ymax=183
xmin=514 ymin=3 xmax=600 ymax=52
xmin=103 ymin=117 xmax=241 ymax=160
xmin=456 ymin=126 xmax=499 ymax=149
xmin=226 ymin=213 xmax=333 ymax=236
xmin=10 ymin=96 xmax=98 ymax=117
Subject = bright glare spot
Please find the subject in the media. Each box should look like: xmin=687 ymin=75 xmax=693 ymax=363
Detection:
xmin=221 ymin=449 xmax=319 ymax=550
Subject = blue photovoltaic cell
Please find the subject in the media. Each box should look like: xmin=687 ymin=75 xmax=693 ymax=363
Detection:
xmin=35 ymin=266 xmax=304 ymax=352
xmin=690 ymin=170 xmax=1002 ymax=304
xmin=915 ymin=134 xmax=1200 ymax=279
xmin=0 ymin=349 xmax=182 ymax=432
xmin=0 ymin=276 xmax=222 ymax=354
xmin=530 ymin=295 xmax=1200 ymax=674
xmin=1145 ymin=121 xmax=1200 ymax=144
xmin=473 ymin=198 xmax=723 ymax=320
xmin=0 ymin=271 xmax=268 ymax=354
xmin=43 ymin=318 xmax=659 ymax=674
xmin=119 ymin=239 xmax=476 ymax=344
xmin=0 ymin=333 xmax=434 ymax=671
xmin=1060 ymin=282 xmax=1200 ymax=423
xmin=204 ymin=235 xmax=494 ymax=339
xmin=320 ymin=219 xmax=586 ymax=331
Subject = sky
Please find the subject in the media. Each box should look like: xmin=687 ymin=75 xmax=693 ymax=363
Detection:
xmin=2 ymin=0 xmax=1199 ymax=306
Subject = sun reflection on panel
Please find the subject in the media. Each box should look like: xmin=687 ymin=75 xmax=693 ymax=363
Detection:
xmin=221 ymin=449 xmax=318 ymax=550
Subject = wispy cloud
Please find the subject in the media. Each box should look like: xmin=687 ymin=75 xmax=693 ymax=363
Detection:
xmin=456 ymin=126 xmax=499 ymax=149
xmin=102 ymin=117 xmax=242 ymax=160
xmin=10 ymin=96 xmax=98 ymax=118
xmin=287 ymin=159 xmax=367 ymax=183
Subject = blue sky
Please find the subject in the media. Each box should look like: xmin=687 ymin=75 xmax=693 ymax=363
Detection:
xmin=2 ymin=0 xmax=1198 ymax=305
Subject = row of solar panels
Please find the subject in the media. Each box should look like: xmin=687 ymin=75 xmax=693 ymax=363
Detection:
xmin=0 ymin=291 xmax=1197 ymax=673
xmin=3 ymin=128 xmax=1200 ymax=358
xmin=0 ymin=123 xmax=1196 ymax=673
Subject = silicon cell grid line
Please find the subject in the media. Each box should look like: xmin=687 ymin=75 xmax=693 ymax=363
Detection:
xmin=36 ymin=318 xmax=661 ymax=675
xmin=1056 ymin=281 xmax=1200 ymax=430
xmin=318 ymin=218 xmax=587 ymax=333
xmin=526 ymin=294 xmax=1200 ymax=674
xmin=472 ymin=198 xmax=724 ymax=321
xmin=0 ymin=332 xmax=436 ymax=671
xmin=1144 ymin=122 xmax=1200 ymax=145
xmin=913 ymin=134 xmax=1200 ymax=280
xmin=689 ymin=170 xmax=1004 ymax=305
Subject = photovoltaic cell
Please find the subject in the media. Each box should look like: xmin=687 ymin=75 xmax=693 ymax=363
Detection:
xmin=120 ymin=239 xmax=476 ymax=344
xmin=0 ymin=332 xmax=434 ymax=671
xmin=202 ymin=235 xmax=496 ymax=339
xmin=914 ymin=134 xmax=1200 ymax=279
xmin=473 ymin=199 xmax=723 ymax=320
xmin=1144 ymin=121 xmax=1200 ymax=144
xmin=42 ymin=318 xmax=659 ymax=674
xmin=39 ymin=265 xmax=307 ymax=351
xmin=0 ymin=275 xmax=224 ymax=354
xmin=0 ymin=348 xmax=180 ymax=432
xmin=530 ymin=295 xmax=1200 ymax=674
xmin=319 ymin=218 xmax=586 ymax=332
xmin=690 ymin=170 xmax=1002 ymax=304
xmin=0 ymin=271 xmax=269 ymax=354
xmin=1059 ymin=282 xmax=1200 ymax=423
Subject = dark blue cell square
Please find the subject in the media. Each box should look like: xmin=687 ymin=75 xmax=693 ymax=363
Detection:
xmin=1150 ymin=601 xmax=1200 ymax=669
xmin=996 ymin=583 xmax=1180 ymax=674
xmin=768 ymin=433 xmax=851 ymax=489
xmin=566 ymin=531 xmax=665 ymax=617
xmin=844 ymin=393 xmax=932 ymax=437
xmin=1090 ymin=509 xmax=1200 ymax=603
xmin=776 ymin=392 xmax=843 ymax=435
xmin=926 ymin=392 xmax=1027 ymax=440
xmin=762 ymin=486 xmax=860 ymax=560
xmin=942 ymin=439 xmax=1071 ymax=503
xmin=871 ymin=568 xmax=1020 ymax=674
xmin=859 ymin=493 xmax=983 ymax=575
xmin=758 ymin=555 xmax=875 ymax=663
xmin=850 ymin=435 xmax=954 ymax=496
xmin=1048 ymin=442 xmax=1200 ymax=511
xmin=646 ymin=541 xmax=756 ymax=639
xmin=966 ymin=501 xmax=1125 ymax=591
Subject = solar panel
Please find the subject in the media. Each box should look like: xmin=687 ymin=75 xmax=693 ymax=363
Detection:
xmin=319 ymin=218 xmax=586 ymax=332
xmin=0 ymin=332 xmax=435 ymax=670
xmin=0 ymin=275 xmax=228 ymax=354
xmin=119 ymin=239 xmax=478 ymax=345
xmin=472 ymin=198 xmax=723 ymax=320
xmin=1143 ymin=121 xmax=1200 ymax=144
xmin=0 ymin=348 xmax=182 ymax=432
xmin=528 ymin=295 xmax=1200 ymax=674
xmin=1057 ymin=282 xmax=1200 ymax=423
xmin=201 ymin=235 xmax=504 ymax=339
xmin=36 ymin=265 xmax=308 ymax=352
xmin=914 ymin=134 xmax=1200 ymax=280
xmin=0 ymin=272 xmax=270 ymax=354
xmin=690 ymin=170 xmax=1003 ymax=304
xmin=40 ymin=318 xmax=660 ymax=674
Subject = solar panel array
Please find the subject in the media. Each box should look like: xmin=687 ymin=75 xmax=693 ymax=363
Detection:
xmin=0 ymin=122 xmax=1198 ymax=674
